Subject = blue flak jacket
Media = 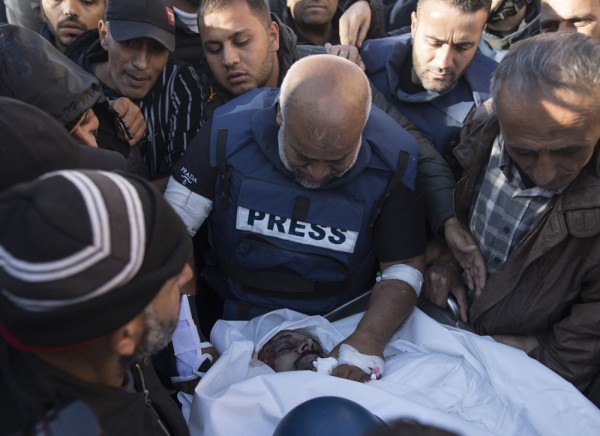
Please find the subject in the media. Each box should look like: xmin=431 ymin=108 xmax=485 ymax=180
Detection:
xmin=205 ymin=88 xmax=418 ymax=316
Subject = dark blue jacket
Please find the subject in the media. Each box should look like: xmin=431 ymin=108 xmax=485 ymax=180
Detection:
xmin=362 ymin=32 xmax=497 ymax=156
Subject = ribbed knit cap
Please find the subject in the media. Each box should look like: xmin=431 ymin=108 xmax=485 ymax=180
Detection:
xmin=0 ymin=170 xmax=190 ymax=350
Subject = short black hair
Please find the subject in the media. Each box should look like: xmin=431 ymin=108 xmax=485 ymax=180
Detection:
xmin=198 ymin=0 xmax=272 ymax=28
xmin=416 ymin=0 xmax=492 ymax=15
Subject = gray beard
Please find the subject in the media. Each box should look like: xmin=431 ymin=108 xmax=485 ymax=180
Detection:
xmin=130 ymin=304 xmax=177 ymax=362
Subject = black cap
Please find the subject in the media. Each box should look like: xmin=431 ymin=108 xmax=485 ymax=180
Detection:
xmin=0 ymin=170 xmax=190 ymax=350
xmin=106 ymin=0 xmax=176 ymax=52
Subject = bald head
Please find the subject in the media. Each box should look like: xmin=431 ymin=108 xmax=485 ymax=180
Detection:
xmin=277 ymin=55 xmax=371 ymax=189
xmin=279 ymin=54 xmax=371 ymax=130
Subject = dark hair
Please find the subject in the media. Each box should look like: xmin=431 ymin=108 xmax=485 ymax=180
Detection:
xmin=198 ymin=0 xmax=272 ymax=28
xmin=416 ymin=0 xmax=492 ymax=15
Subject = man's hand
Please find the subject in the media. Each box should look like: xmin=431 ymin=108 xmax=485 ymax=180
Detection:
xmin=328 ymin=330 xmax=382 ymax=382
xmin=109 ymin=97 xmax=147 ymax=146
xmin=424 ymin=259 xmax=468 ymax=322
xmin=444 ymin=217 xmax=487 ymax=295
xmin=324 ymin=43 xmax=365 ymax=70
xmin=200 ymin=345 xmax=219 ymax=368
xmin=331 ymin=363 xmax=372 ymax=382
xmin=339 ymin=0 xmax=371 ymax=48
xmin=493 ymin=334 xmax=539 ymax=353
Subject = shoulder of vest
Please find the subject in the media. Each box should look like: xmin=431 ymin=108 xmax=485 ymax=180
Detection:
xmin=210 ymin=88 xmax=280 ymax=163
xmin=464 ymin=51 xmax=498 ymax=94
xmin=363 ymin=106 xmax=418 ymax=191
xmin=362 ymin=33 xmax=411 ymax=74
xmin=212 ymin=88 xmax=279 ymax=119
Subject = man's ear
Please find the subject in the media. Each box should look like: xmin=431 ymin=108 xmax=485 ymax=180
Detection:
xmin=410 ymin=11 xmax=417 ymax=36
xmin=98 ymin=19 xmax=109 ymax=51
xmin=269 ymin=21 xmax=280 ymax=52
xmin=108 ymin=315 xmax=144 ymax=357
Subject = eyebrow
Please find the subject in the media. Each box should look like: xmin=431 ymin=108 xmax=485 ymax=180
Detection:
xmin=424 ymin=35 xmax=475 ymax=45
xmin=203 ymin=28 xmax=250 ymax=44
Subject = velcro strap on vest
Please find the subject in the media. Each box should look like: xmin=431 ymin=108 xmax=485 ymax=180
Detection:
xmin=369 ymin=149 xmax=410 ymax=228
xmin=217 ymin=254 xmax=348 ymax=298
xmin=216 ymin=129 xmax=232 ymax=209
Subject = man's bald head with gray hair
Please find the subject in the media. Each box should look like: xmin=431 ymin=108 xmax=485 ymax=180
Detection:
xmin=278 ymin=54 xmax=372 ymax=136
xmin=277 ymin=55 xmax=372 ymax=189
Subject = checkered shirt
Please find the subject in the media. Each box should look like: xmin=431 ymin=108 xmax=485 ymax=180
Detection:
xmin=469 ymin=134 xmax=563 ymax=274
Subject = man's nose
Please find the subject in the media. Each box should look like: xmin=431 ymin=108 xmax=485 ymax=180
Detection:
xmin=222 ymin=45 xmax=240 ymax=67
xmin=305 ymin=162 xmax=330 ymax=182
xmin=297 ymin=338 xmax=314 ymax=354
xmin=63 ymin=0 xmax=79 ymax=16
xmin=433 ymin=45 xmax=453 ymax=70
xmin=133 ymin=47 xmax=150 ymax=70
xmin=532 ymin=157 xmax=558 ymax=188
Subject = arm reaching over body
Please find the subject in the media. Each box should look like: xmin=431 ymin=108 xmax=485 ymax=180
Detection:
xmin=330 ymin=256 xmax=424 ymax=382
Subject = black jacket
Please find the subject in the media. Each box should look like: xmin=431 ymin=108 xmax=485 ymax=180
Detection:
xmin=0 ymin=342 xmax=189 ymax=436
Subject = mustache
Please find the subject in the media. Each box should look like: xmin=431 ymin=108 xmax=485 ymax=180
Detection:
xmin=293 ymin=349 xmax=325 ymax=370
xmin=57 ymin=16 xmax=86 ymax=30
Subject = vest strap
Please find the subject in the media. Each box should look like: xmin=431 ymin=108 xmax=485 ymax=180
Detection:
xmin=216 ymin=129 xmax=232 ymax=209
xmin=369 ymin=149 xmax=410 ymax=228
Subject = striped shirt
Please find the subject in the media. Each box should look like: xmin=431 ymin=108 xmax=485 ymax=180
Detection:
xmin=137 ymin=61 xmax=206 ymax=179
xmin=70 ymin=33 xmax=207 ymax=180
xmin=469 ymin=134 xmax=562 ymax=274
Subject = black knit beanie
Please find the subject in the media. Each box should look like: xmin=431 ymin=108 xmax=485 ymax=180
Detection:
xmin=0 ymin=170 xmax=190 ymax=350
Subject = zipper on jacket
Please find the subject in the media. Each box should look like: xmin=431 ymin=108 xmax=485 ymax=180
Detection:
xmin=134 ymin=363 xmax=171 ymax=436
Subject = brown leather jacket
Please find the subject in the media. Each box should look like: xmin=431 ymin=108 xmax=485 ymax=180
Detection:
xmin=454 ymin=109 xmax=600 ymax=396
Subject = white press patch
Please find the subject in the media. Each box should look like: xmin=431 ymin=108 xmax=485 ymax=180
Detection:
xmin=236 ymin=207 xmax=358 ymax=253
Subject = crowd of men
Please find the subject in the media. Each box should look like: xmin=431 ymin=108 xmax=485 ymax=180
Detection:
xmin=0 ymin=0 xmax=599 ymax=434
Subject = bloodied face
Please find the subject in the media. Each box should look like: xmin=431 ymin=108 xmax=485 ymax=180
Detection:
xmin=257 ymin=329 xmax=327 ymax=372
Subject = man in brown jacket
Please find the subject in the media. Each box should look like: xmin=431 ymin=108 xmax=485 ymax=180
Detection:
xmin=424 ymin=32 xmax=600 ymax=406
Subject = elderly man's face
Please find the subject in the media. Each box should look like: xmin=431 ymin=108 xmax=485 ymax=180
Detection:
xmin=131 ymin=264 xmax=193 ymax=362
xmin=410 ymin=0 xmax=488 ymax=93
xmin=277 ymin=102 xmax=362 ymax=189
xmin=41 ymin=0 xmax=105 ymax=52
xmin=498 ymin=87 xmax=600 ymax=191
xmin=98 ymin=22 xmax=169 ymax=100
xmin=257 ymin=330 xmax=327 ymax=372
xmin=540 ymin=0 xmax=600 ymax=41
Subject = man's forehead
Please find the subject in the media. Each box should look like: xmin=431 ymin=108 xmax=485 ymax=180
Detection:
xmin=201 ymin=26 xmax=254 ymax=44
xmin=268 ymin=330 xmax=296 ymax=341
xmin=542 ymin=0 xmax=599 ymax=18
xmin=200 ymin=4 xmax=264 ymax=29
